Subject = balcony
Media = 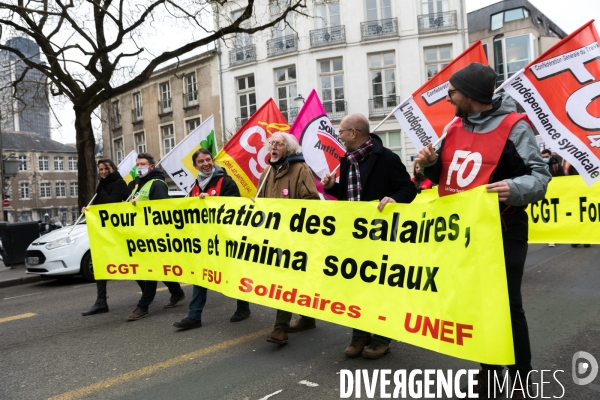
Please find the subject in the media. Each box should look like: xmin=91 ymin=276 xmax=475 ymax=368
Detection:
xmin=267 ymin=34 xmax=298 ymax=57
xmin=280 ymin=107 xmax=300 ymax=125
xmin=131 ymin=107 xmax=143 ymax=123
xmin=360 ymin=18 xmax=398 ymax=41
xmin=229 ymin=45 xmax=256 ymax=67
xmin=158 ymin=98 xmax=172 ymax=115
xmin=368 ymin=96 xmax=400 ymax=118
xmin=183 ymin=91 xmax=198 ymax=109
xmin=310 ymin=26 xmax=346 ymax=48
xmin=323 ymin=100 xmax=347 ymax=121
xmin=417 ymin=11 xmax=458 ymax=34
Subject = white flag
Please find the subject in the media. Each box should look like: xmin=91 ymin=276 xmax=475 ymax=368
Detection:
xmin=117 ymin=150 xmax=138 ymax=185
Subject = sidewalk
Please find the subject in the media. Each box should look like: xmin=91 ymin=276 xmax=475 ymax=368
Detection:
xmin=0 ymin=261 xmax=42 ymax=289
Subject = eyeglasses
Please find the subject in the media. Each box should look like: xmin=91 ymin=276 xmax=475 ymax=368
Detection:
xmin=447 ymin=89 xmax=458 ymax=98
xmin=339 ymin=128 xmax=360 ymax=134
xmin=269 ymin=141 xmax=285 ymax=148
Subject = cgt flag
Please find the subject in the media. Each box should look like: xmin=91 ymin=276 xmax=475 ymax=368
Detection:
xmin=159 ymin=115 xmax=217 ymax=192
xmin=288 ymin=90 xmax=346 ymax=196
xmin=394 ymin=41 xmax=488 ymax=148
xmin=214 ymin=98 xmax=290 ymax=197
xmin=502 ymin=20 xmax=600 ymax=187
xmin=117 ymin=150 xmax=138 ymax=185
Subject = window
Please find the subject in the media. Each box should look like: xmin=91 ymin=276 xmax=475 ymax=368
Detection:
xmin=366 ymin=0 xmax=392 ymax=21
xmin=494 ymin=34 xmax=533 ymax=85
xmin=38 ymin=156 xmax=49 ymax=171
xmin=162 ymin=125 xmax=175 ymax=155
xmin=135 ymin=132 xmax=146 ymax=153
xmin=424 ymin=45 xmax=452 ymax=79
xmin=422 ymin=0 xmax=448 ymax=14
xmin=114 ymin=139 xmax=124 ymax=164
xmin=112 ymin=100 xmax=121 ymax=127
xmin=490 ymin=7 xmax=530 ymax=30
xmin=421 ymin=0 xmax=449 ymax=29
xmin=380 ymin=131 xmax=402 ymax=158
xmin=132 ymin=92 xmax=142 ymax=120
xmin=70 ymin=181 xmax=78 ymax=197
xmin=482 ymin=43 xmax=488 ymax=61
xmin=271 ymin=0 xmax=295 ymax=38
xmin=68 ymin=156 xmax=77 ymax=171
xmin=54 ymin=156 xmax=64 ymax=171
xmin=233 ymin=10 xmax=253 ymax=48
xmin=160 ymin=82 xmax=171 ymax=112
xmin=319 ymin=58 xmax=345 ymax=116
xmin=275 ymin=66 xmax=297 ymax=123
xmin=20 ymin=211 xmax=32 ymax=222
xmin=19 ymin=182 xmax=30 ymax=199
xmin=18 ymin=155 xmax=27 ymax=171
xmin=369 ymin=51 xmax=396 ymax=107
xmin=186 ymin=118 xmax=201 ymax=134
xmin=316 ymin=2 xmax=340 ymax=28
xmin=185 ymin=74 xmax=198 ymax=105
xmin=40 ymin=182 xmax=51 ymax=198
xmin=55 ymin=181 xmax=66 ymax=197
xmin=237 ymin=75 xmax=256 ymax=124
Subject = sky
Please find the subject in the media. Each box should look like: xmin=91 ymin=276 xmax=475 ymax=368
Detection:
xmin=49 ymin=0 xmax=600 ymax=145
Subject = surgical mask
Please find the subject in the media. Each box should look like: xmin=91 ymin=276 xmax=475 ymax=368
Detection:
xmin=199 ymin=167 xmax=215 ymax=178
xmin=137 ymin=167 xmax=150 ymax=177
xmin=542 ymin=158 xmax=549 ymax=164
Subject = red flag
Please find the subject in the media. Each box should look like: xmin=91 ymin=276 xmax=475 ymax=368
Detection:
xmin=503 ymin=20 xmax=600 ymax=186
xmin=214 ymin=99 xmax=289 ymax=197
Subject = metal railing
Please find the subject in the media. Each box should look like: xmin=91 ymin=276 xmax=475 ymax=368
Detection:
xmin=310 ymin=26 xmax=346 ymax=48
xmin=183 ymin=91 xmax=198 ymax=108
xmin=417 ymin=11 xmax=458 ymax=34
xmin=267 ymin=34 xmax=298 ymax=57
xmin=158 ymin=98 xmax=172 ymax=115
xmin=323 ymin=100 xmax=347 ymax=121
xmin=131 ymin=107 xmax=143 ymax=123
xmin=360 ymin=18 xmax=398 ymax=41
xmin=229 ymin=45 xmax=256 ymax=67
xmin=280 ymin=107 xmax=300 ymax=124
xmin=368 ymin=96 xmax=400 ymax=118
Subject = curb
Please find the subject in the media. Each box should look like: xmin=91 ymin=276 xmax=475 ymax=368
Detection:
xmin=0 ymin=275 xmax=42 ymax=289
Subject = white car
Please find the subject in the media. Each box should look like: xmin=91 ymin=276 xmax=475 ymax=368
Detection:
xmin=25 ymin=219 xmax=94 ymax=281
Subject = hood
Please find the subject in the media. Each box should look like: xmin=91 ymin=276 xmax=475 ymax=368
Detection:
xmin=460 ymin=92 xmax=518 ymax=132
xmin=32 ymin=222 xmax=88 ymax=245
xmin=279 ymin=153 xmax=305 ymax=167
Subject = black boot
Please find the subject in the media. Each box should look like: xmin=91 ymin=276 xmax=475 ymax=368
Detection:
xmin=82 ymin=299 xmax=109 ymax=316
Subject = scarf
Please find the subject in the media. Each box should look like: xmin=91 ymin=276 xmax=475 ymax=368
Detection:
xmin=197 ymin=170 xmax=215 ymax=192
xmin=346 ymin=137 xmax=374 ymax=201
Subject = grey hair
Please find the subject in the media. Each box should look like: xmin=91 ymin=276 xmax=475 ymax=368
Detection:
xmin=266 ymin=132 xmax=301 ymax=155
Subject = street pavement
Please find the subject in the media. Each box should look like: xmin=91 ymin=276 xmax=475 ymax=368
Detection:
xmin=0 ymin=244 xmax=599 ymax=400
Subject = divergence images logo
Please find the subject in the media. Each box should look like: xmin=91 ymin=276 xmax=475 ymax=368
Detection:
xmin=572 ymin=351 xmax=598 ymax=385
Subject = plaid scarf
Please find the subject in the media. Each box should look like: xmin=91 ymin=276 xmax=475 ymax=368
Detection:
xmin=346 ymin=137 xmax=374 ymax=201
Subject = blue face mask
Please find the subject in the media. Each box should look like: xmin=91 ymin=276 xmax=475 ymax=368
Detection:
xmin=542 ymin=158 xmax=550 ymax=164
xmin=137 ymin=167 xmax=149 ymax=177
xmin=199 ymin=167 xmax=215 ymax=178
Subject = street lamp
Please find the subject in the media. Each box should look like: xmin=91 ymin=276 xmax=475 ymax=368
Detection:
xmin=293 ymin=94 xmax=305 ymax=105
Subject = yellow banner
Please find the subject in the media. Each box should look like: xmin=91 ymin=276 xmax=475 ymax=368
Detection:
xmin=87 ymin=186 xmax=513 ymax=364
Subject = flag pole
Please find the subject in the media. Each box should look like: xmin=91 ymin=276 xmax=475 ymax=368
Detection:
xmin=371 ymin=97 xmax=411 ymax=133
xmin=252 ymin=166 xmax=271 ymax=202
xmin=69 ymin=194 xmax=97 ymax=235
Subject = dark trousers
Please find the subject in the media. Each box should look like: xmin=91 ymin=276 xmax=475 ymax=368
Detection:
xmin=481 ymin=235 xmax=532 ymax=375
xmin=188 ymin=285 xmax=250 ymax=321
xmin=137 ymin=281 xmax=184 ymax=310
xmin=274 ymin=310 xmax=314 ymax=332
xmin=95 ymin=280 xmax=144 ymax=300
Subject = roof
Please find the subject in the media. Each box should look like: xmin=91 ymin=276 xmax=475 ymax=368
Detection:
xmin=153 ymin=48 xmax=218 ymax=76
xmin=2 ymin=131 xmax=77 ymax=153
xmin=467 ymin=0 xmax=567 ymax=38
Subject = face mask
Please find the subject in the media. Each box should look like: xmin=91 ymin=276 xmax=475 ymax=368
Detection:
xmin=542 ymin=158 xmax=549 ymax=164
xmin=199 ymin=167 xmax=215 ymax=178
xmin=137 ymin=167 xmax=149 ymax=177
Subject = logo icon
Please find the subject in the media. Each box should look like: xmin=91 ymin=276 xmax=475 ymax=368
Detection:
xmin=572 ymin=351 xmax=598 ymax=385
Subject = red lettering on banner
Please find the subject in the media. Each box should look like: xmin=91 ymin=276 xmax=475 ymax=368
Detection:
xmin=107 ymin=263 xmax=139 ymax=275
xmin=405 ymin=312 xmax=474 ymax=346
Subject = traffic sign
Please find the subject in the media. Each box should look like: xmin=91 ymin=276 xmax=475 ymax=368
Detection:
xmin=2 ymin=199 xmax=10 ymax=207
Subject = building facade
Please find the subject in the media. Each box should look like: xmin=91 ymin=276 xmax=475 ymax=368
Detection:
xmin=3 ymin=132 xmax=78 ymax=224
xmin=215 ymin=0 xmax=469 ymax=169
xmin=467 ymin=0 xmax=567 ymax=87
xmin=101 ymin=50 xmax=221 ymax=167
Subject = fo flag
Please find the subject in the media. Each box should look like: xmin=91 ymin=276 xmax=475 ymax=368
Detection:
xmin=158 ymin=115 xmax=217 ymax=192
xmin=289 ymin=90 xmax=346 ymax=197
xmin=503 ymin=21 xmax=600 ymax=187
xmin=394 ymin=41 xmax=488 ymax=148
xmin=214 ymin=99 xmax=290 ymax=197
xmin=117 ymin=150 xmax=138 ymax=185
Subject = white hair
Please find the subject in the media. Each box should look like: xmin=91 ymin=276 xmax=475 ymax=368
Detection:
xmin=265 ymin=132 xmax=301 ymax=155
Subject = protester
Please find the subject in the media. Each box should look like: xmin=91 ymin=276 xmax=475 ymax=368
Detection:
xmin=173 ymin=149 xmax=251 ymax=330
xmin=321 ymin=113 xmax=417 ymax=359
xmin=541 ymin=149 xmax=564 ymax=177
xmin=257 ymin=132 xmax=320 ymax=345
xmin=412 ymin=161 xmax=433 ymax=192
xmin=127 ymin=153 xmax=186 ymax=321
xmin=82 ymin=159 xmax=143 ymax=316
xmin=416 ymin=63 xmax=551 ymax=399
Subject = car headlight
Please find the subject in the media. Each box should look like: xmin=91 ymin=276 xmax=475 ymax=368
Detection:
xmin=45 ymin=232 xmax=86 ymax=250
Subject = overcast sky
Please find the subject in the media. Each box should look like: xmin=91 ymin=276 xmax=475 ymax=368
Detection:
xmin=49 ymin=0 xmax=600 ymax=144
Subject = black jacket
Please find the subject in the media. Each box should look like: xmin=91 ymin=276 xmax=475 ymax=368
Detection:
xmin=190 ymin=165 xmax=240 ymax=197
xmin=325 ymin=133 xmax=417 ymax=203
xmin=95 ymin=170 xmax=129 ymax=205
xmin=128 ymin=168 xmax=169 ymax=200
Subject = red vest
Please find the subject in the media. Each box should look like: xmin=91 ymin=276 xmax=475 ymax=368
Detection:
xmin=438 ymin=113 xmax=528 ymax=197
xmin=189 ymin=176 xmax=224 ymax=197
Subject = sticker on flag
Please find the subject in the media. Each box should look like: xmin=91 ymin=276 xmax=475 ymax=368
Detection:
xmin=117 ymin=150 xmax=138 ymax=185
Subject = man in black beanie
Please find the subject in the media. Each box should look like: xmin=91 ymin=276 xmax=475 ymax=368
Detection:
xmin=415 ymin=63 xmax=551 ymax=400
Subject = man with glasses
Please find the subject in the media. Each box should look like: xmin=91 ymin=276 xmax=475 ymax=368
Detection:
xmin=257 ymin=132 xmax=320 ymax=345
xmin=321 ymin=113 xmax=417 ymax=359
xmin=416 ymin=63 xmax=550 ymax=400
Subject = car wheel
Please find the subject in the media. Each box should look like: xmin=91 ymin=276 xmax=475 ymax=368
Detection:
xmin=80 ymin=251 xmax=95 ymax=282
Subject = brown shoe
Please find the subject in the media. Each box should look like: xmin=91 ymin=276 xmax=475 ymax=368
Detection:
xmin=344 ymin=335 xmax=372 ymax=358
xmin=164 ymin=293 xmax=186 ymax=308
xmin=127 ymin=308 xmax=148 ymax=321
xmin=362 ymin=339 xmax=390 ymax=359
xmin=289 ymin=317 xmax=316 ymax=333
xmin=266 ymin=329 xmax=288 ymax=345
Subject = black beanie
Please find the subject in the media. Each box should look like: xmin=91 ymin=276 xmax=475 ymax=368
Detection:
xmin=449 ymin=63 xmax=498 ymax=104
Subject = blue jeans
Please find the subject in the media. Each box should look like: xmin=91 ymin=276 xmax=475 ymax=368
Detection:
xmin=353 ymin=329 xmax=391 ymax=345
xmin=137 ymin=281 xmax=184 ymax=310
xmin=188 ymin=285 xmax=250 ymax=321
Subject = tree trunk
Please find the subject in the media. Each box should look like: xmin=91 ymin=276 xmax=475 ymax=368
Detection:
xmin=74 ymin=109 xmax=97 ymax=211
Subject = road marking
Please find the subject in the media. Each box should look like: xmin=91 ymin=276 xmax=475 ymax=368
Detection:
xmin=3 ymin=292 xmax=42 ymax=300
xmin=0 ymin=313 xmax=37 ymax=323
xmin=258 ymin=390 xmax=283 ymax=400
xmin=137 ymin=283 xmax=191 ymax=294
xmin=299 ymin=380 xmax=319 ymax=387
xmin=48 ymin=327 xmax=271 ymax=400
